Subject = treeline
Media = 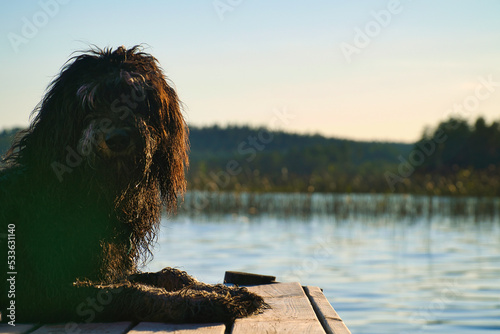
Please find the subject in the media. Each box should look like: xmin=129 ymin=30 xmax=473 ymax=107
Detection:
xmin=387 ymin=117 xmax=500 ymax=196
xmin=1 ymin=117 xmax=499 ymax=196
xmin=0 ymin=128 xmax=20 ymax=157
xmin=417 ymin=117 xmax=500 ymax=171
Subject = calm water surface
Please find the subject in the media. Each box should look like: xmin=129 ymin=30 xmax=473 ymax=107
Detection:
xmin=146 ymin=193 xmax=500 ymax=334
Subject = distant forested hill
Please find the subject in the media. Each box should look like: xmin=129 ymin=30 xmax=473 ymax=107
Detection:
xmin=188 ymin=125 xmax=412 ymax=193
xmin=189 ymin=125 xmax=410 ymax=164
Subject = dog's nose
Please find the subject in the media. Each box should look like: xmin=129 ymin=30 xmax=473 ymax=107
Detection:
xmin=105 ymin=129 xmax=131 ymax=152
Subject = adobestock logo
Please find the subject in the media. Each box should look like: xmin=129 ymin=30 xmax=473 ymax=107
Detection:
xmin=340 ymin=0 xmax=407 ymax=64
xmin=385 ymin=75 xmax=499 ymax=191
xmin=213 ymin=0 xmax=244 ymax=21
xmin=385 ymin=129 xmax=447 ymax=191
xmin=189 ymin=107 xmax=295 ymax=212
xmin=7 ymin=0 xmax=71 ymax=54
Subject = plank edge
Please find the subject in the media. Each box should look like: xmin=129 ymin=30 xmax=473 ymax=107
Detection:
xmin=303 ymin=286 xmax=352 ymax=334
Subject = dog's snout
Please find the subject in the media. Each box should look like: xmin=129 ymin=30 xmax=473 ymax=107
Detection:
xmin=105 ymin=129 xmax=131 ymax=152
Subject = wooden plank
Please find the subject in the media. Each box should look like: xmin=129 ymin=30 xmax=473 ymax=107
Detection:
xmin=303 ymin=286 xmax=351 ymax=334
xmin=232 ymin=320 xmax=325 ymax=334
xmin=0 ymin=324 xmax=37 ymax=333
xmin=244 ymin=282 xmax=319 ymax=321
xmin=245 ymin=291 xmax=318 ymax=321
xmin=129 ymin=322 xmax=226 ymax=334
xmin=232 ymin=282 xmax=326 ymax=333
xmin=31 ymin=322 xmax=133 ymax=334
xmin=245 ymin=282 xmax=309 ymax=299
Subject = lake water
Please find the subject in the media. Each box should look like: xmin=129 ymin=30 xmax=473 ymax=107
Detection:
xmin=146 ymin=192 xmax=500 ymax=333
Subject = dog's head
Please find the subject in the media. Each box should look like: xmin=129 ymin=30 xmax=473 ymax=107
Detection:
xmin=14 ymin=46 xmax=188 ymax=211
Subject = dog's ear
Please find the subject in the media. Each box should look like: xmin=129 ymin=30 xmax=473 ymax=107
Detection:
xmin=121 ymin=46 xmax=189 ymax=211
xmin=153 ymin=81 xmax=189 ymax=212
xmin=16 ymin=59 xmax=92 ymax=168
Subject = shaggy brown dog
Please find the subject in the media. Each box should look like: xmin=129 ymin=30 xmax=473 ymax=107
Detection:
xmin=0 ymin=46 xmax=264 ymax=324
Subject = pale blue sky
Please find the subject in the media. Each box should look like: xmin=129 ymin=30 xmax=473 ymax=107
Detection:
xmin=1 ymin=0 xmax=500 ymax=142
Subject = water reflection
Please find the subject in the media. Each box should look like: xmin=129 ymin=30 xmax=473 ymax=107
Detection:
xmin=179 ymin=191 xmax=500 ymax=222
xmin=148 ymin=192 xmax=500 ymax=333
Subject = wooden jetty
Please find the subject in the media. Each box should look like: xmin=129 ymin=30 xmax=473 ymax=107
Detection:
xmin=0 ymin=272 xmax=351 ymax=334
